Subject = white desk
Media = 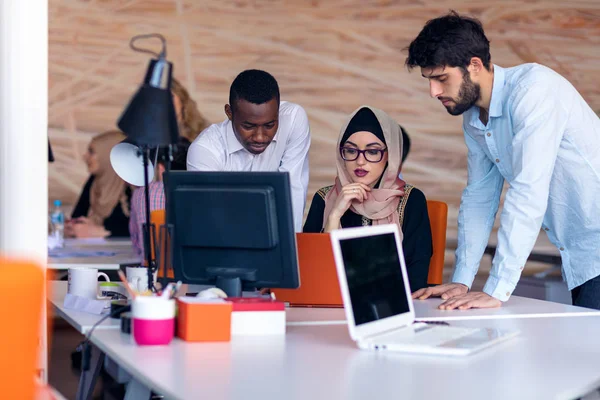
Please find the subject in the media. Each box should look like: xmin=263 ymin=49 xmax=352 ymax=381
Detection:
xmin=48 ymin=238 xmax=140 ymax=270
xmin=50 ymin=281 xmax=600 ymax=400
xmin=49 ymin=278 xmax=600 ymax=334
xmin=415 ymin=295 xmax=600 ymax=321
xmin=88 ymin=315 xmax=600 ymax=400
xmin=48 ymin=282 xmax=273 ymax=334
xmin=285 ymin=307 xmax=345 ymax=325
xmin=47 ymin=283 xmax=333 ymax=400
xmin=49 ymin=282 xmax=325 ymax=333
xmin=285 ymin=295 xmax=600 ymax=325
xmin=49 ymin=281 xmax=120 ymax=335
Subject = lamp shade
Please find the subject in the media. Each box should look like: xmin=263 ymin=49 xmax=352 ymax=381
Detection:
xmin=117 ymin=58 xmax=179 ymax=147
xmin=110 ymin=140 xmax=155 ymax=186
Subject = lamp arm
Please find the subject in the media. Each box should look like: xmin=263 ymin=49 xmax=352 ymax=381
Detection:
xmin=141 ymin=147 xmax=157 ymax=292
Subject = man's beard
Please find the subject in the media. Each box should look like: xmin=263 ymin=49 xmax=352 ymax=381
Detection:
xmin=443 ymin=72 xmax=481 ymax=116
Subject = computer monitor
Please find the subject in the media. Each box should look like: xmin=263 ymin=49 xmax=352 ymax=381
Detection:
xmin=163 ymin=171 xmax=300 ymax=297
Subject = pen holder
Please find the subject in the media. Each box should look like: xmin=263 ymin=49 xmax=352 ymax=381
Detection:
xmin=132 ymin=297 xmax=175 ymax=346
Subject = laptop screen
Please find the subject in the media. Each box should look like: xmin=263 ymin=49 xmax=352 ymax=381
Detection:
xmin=339 ymin=232 xmax=410 ymax=326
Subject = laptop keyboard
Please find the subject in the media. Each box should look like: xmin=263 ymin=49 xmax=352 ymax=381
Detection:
xmin=379 ymin=325 xmax=480 ymax=347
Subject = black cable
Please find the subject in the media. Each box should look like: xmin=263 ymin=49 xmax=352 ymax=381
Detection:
xmin=129 ymin=33 xmax=167 ymax=59
xmin=77 ymin=304 xmax=131 ymax=400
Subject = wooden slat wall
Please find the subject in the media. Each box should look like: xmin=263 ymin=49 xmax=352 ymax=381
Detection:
xmin=48 ymin=0 xmax=600 ymax=243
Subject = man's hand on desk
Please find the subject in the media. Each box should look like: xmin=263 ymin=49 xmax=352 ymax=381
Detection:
xmin=437 ymin=291 xmax=501 ymax=310
xmin=412 ymin=283 xmax=502 ymax=310
xmin=412 ymin=283 xmax=468 ymax=301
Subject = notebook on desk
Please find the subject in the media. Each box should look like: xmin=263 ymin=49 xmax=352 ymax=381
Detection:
xmin=330 ymin=224 xmax=519 ymax=356
xmin=272 ymin=233 xmax=343 ymax=307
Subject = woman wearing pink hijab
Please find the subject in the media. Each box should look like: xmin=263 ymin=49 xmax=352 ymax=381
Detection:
xmin=303 ymin=106 xmax=432 ymax=291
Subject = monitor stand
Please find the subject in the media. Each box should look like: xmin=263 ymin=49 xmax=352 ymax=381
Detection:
xmin=208 ymin=267 xmax=257 ymax=298
xmin=215 ymin=276 xmax=243 ymax=298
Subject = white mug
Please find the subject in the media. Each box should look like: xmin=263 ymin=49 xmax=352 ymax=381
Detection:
xmin=126 ymin=266 xmax=156 ymax=293
xmin=68 ymin=267 xmax=110 ymax=299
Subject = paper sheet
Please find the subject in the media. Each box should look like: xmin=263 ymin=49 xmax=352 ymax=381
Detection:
xmin=63 ymin=293 xmax=110 ymax=315
xmin=48 ymin=250 xmax=117 ymax=259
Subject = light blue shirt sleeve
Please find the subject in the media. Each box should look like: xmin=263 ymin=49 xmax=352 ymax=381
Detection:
xmin=452 ymin=129 xmax=504 ymax=289
xmin=483 ymin=82 xmax=568 ymax=300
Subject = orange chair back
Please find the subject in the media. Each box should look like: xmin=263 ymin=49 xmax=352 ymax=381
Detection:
xmin=274 ymin=200 xmax=448 ymax=305
xmin=0 ymin=257 xmax=44 ymax=399
xmin=150 ymin=209 xmax=174 ymax=279
xmin=272 ymin=233 xmax=343 ymax=307
xmin=426 ymin=200 xmax=448 ymax=285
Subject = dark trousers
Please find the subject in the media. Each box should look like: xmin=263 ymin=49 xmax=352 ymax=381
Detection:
xmin=571 ymin=274 xmax=600 ymax=310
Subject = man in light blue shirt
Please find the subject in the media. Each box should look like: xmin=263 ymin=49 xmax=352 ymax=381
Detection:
xmin=407 ymin=11 xmax=600 ymax=310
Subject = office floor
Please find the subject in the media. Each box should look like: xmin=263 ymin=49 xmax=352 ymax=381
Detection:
xmin=49 ymin=319 xmax=126 ymax=400
xmin=50 ymin=318 xmax=94 ymax=399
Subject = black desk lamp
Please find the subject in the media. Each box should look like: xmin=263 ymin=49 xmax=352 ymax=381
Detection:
xmin=117 ymin=33 xmax=179 ymax=292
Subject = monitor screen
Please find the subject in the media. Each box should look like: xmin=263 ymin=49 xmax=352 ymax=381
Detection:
xmin=338 ymin=232 xmax=410 ymax=325
xmin=164 ymin=171 xmax=299 ymax=297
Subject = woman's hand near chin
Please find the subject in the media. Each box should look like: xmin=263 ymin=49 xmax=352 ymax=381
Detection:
xmin=324 ymin=183 xmax=371 ymax=232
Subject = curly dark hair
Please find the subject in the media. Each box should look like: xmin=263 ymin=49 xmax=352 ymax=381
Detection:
xmin=229 ymin=69 xmax=280 ymax=113
xmin=400 ymin=125 xmax=411 ymax=163
xmin=405 ymin=10 xmax=491 ymax=72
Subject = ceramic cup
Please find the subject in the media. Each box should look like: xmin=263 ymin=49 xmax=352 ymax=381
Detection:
xmin=126 ymin=266 xmax=157 ymax=293
xmin=67 ymin=267 xmax=109 ymax=299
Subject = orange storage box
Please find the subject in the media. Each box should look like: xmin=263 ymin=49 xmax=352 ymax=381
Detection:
xmin=176 ymin=298 xmax=232 ymax=342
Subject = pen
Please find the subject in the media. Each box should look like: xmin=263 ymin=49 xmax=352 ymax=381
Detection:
xmin=161 ymin=283 xmax=174 ymax=299
xmin=171 ymin=281 xmax=182 ymax=299
xmin=117 ymin=270 xmax=137 ymax=299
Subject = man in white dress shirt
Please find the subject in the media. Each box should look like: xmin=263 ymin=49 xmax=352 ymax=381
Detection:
xmin=187 ymin=69 xmax=311 ymax=232
xmin=406 ymin=11 xmax=600 ymax=310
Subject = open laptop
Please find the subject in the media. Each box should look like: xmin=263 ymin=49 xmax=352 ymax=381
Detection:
xmin=330 ymin=224 xmax=519 ymax=356
xmin=272 ymin=233 xmax=343 ymax=307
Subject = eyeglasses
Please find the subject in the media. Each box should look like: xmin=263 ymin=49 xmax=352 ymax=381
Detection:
xmin=340 ymin=147 xmax=387 ymax=163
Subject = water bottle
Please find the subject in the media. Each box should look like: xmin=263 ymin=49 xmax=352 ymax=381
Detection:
xmin=50 ymin=200 xmax=65 ymax=248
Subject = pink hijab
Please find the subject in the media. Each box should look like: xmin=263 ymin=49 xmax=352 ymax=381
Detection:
xmin=322 ymin=106 xmax=406 ymax=238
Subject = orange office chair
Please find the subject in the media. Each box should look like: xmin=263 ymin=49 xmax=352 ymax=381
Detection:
xmin=0 ymin=256 xmax=45 ymax=399
xmin=150 ymin=209 xmax=174 ymax=279
xmin=272 ymin=233 xmax=343 ymax=307
xmin=275 ymin=201 xmax=448 ymax=306
xmin=426 ymin=200 xmax=448 ymax=285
